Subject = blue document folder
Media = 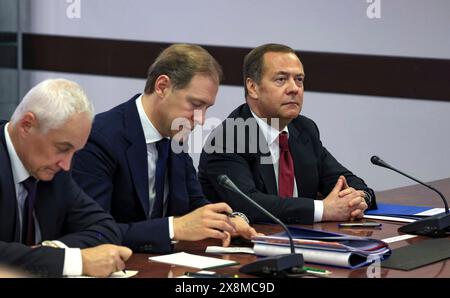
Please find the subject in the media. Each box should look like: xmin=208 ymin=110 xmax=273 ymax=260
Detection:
xmin=365 ymin=203 xmax=433 ymax=217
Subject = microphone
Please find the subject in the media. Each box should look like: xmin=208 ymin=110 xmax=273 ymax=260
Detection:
xmin=217 ymin=174 xmax=304 ymax=277
xmin=371 ymin=155 xmax=450 ymax=237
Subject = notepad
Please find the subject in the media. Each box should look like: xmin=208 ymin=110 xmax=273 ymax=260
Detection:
xmin=149 ymin=252 xmax=239 ymax=269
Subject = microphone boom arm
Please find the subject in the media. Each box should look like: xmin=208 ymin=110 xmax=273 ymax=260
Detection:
xmin=218 ymin=176 xmax=296 ymax=254
xmin=371 ymin=155 xmax=450 ymax=237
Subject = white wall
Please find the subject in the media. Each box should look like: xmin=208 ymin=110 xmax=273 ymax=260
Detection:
xmin=21 ymin=0 xmax=450 ymax=59
xmin=18 ymin=0 xmax=450 ymax=191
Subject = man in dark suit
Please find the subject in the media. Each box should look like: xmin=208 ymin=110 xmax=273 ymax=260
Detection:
xmin=198 ymin=43 xmax=376 ymax=224
xmin=72 ymin=44 xmax=258 ymax=254
xmin=0 ymin=79 xmax=132 ymax=277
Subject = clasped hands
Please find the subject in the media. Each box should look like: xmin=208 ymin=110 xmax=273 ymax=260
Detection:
xmin=322 ymin=175 xmax=368 ymax=221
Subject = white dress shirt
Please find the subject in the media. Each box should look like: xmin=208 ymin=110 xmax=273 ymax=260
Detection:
xmin=249 ymin=110 xmax=324 ymax=222
xmin=136 ymin=95 xmax=174 ymax=239
xmin=4 ymin=123 xmax=82 ymax=276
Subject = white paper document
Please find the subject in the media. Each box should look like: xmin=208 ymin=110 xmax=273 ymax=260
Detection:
xmin=363 ymin=215 xmax=416 ymax=223
xmin=382 ymin=234 xmax=418 ymax=243
xmin=205 ymin=246 xmax=255 ymax=254
xmin=416 ymin=208 xmax=445 ymax=216
xmin=148 ymin=252 xmax=238 ymax=269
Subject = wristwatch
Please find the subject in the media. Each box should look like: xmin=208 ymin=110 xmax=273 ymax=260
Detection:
xmin=362 ymin=191 xmax=372 ymax=206
xmin=231 ymin=212 xmax=250 ymax=224
xmin=41 ymin=240 xmax=62 ymax=248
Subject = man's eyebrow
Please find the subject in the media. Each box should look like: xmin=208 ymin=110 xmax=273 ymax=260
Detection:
xmin=55 ymin=142 xmax=74 ymax=149
xmin=275 ymin=71 xmax=305 ymax=77
xmin=187 ymin=96 xmax=213 ymax=108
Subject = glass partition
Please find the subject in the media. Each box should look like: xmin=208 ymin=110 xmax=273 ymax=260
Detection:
xmin=0 ymin=0 xmax=20 ymax=120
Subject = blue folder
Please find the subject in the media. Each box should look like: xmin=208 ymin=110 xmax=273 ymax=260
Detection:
xmin=365 ymin=203 xmax=433 ymax=217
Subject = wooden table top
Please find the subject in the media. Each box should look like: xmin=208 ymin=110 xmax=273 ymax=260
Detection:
xmin=125 ymin=178 xmax=450 ymax=278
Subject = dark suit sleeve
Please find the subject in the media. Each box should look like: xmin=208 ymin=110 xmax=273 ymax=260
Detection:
xmin=199 ymin=115 xmax=376 ymax=224
xmin=200 ymin=150 xmax=316 ymax=224
xmin=55 ymin=175 xmax=122 ymax=248
xmin=0 ymin=241 xmax=64 ymax=277
xmin=184 ymin=153 xmax=211 ymax=210
xmin=72 ymin=131 xmax=172 ymax=253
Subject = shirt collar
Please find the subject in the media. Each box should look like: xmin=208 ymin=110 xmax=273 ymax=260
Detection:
xmin=136 ymin=94 xmax=164 ymax=144
xmin=249 ymin=108 xmax=289 ymax=146
xmin=4 ymin=123 xmax=31 ymax=184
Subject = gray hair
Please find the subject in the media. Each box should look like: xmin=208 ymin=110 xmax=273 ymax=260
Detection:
xmin=10 ymin=79 xmax=94 ymax=132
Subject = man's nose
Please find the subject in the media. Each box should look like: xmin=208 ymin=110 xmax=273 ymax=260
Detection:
xmin=193 ymin=109 xmax=205 ymax=126
xmin=286 ymin=78 xmax=300 ymax=94
xmin=57 ymin=154 xmax=73 ymax=171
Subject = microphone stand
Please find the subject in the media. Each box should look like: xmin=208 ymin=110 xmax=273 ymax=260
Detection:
xmin=217 ymin=175 xmax=304 ymax=277
xmin=371 ymin=156 xmax=450 ymax=237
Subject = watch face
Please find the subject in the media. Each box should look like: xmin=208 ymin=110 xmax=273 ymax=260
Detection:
xmin=42 ymin=241 xmax=60 ymax=248
xmin=363 ymin=192 xmax=371 ymax=205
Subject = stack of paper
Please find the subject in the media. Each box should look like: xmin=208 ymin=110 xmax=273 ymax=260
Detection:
xmin=149 ymin=252 xmax=238 ymax=269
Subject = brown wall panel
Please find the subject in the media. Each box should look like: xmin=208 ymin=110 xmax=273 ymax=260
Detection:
xmin=22 ymin=34 xmax=450 ymax=102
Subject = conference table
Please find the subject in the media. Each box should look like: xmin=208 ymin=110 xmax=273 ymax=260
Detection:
xmin=125 ymin=178 xmax=450 ymax=278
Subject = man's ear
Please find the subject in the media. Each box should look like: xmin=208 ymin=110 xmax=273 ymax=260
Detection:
xmin=18 ymin=112 xmax=38 ymax=136
xmin=246 ymin=78 xmax=259 ymax=99
xmin=154 ymin=75 xmax=171 ymax=99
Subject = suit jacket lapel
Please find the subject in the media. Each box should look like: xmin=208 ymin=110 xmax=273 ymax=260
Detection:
xmin=241 ymin=104 xmax=278 ymax=195
xmin=167 ymin=151 xmax=188 ymax=215
xmin=258 ymin=152 xmax=278 ymax=195
xmin=288 ymin=121 xmax=311 ymax=196
xmin=0 ymin=124 xmax=21 ymax=242
xmin=123 ymin=97 xmax=151 ymax=218
xmin=34 ymin=183 xmax=55 ymax=241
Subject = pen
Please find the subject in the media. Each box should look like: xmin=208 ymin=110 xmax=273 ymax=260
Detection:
xmin=184 ymin=272 xmax=238 ymax=278
xmin=303 ymin=266 xmax=331 ymax=275
xmin=338 ymin=222 xmax=382 ymax=228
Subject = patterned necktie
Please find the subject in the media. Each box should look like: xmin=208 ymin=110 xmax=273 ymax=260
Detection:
xmin=151 ymin=138 xmax=170 ymax=218
xmin=21 ymin=176 xmax=38 ymax=245
xmin=278 ymin=132 xmax=294 ymax=198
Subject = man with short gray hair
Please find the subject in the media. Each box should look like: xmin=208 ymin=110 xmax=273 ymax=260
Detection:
xmin=0 ymin=79 xmax=132 ymax=277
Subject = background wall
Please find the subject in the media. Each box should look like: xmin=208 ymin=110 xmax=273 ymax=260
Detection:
xmin=11 ymin=0 xmax=450 ymax=191
xmin=0 ymin=0 xmax=19 ymax=119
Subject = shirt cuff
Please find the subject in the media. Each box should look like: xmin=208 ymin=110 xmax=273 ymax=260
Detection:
xmin=313 ymin=200 xmax=324 ymax=222
xmin=62 ymin=248 xmax=83 ymax=276
xmin=168 ymin=216 xmax=174 ymax=239
xmin=51 ymin=240 xmax=82 ymax=276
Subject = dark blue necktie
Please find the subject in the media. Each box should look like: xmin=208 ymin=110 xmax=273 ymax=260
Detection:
xmin=22 ymin=176 xmax=38 ymax=245
xmin=151 ymin=138 xmax=170 ymax=218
